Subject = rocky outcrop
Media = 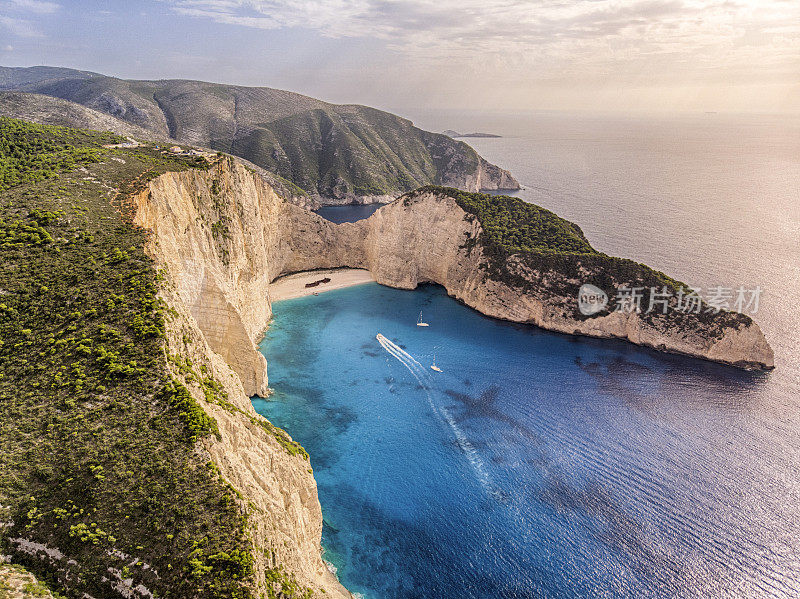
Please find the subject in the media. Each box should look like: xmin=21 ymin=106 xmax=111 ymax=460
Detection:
xmin=472 ymin=156 xmax=520 ymax=192
xmin=133 ymin=167 xmax=273 ymax=397
xmin=421 ymin=132 xmax=520 ymax=197
xmin=432 ymin=155 xmax=519 ymax=196
xmin=355 ymin=192 xmax=773 ymax=369
xmin=276 ymin=188 xmax=772 ymax=371
xmin=0 ymin=563 xmax=60 ymax=598
xmin=130 ymin=159 xmax=368 ymax=395
xmin=259 ymin=184 xmax=771 ymax=369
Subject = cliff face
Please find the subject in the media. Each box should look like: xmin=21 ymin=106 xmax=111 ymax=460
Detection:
xmin=133 ymin=166 xmax=276 ymax=397
xmin=131 ymin=160 xmax=351 ymax=598
xmin=268 ymin=185 xmax=771 ymax=369
xmin=472 ymin=156 xmax=520 ymax=191
xmin=435 ymin=154 xmax=519 ymax=194
xmin=356 ymin=192 xmax=773 ymax=370
xmin=161 ymin=289 xmax=350 ymax=598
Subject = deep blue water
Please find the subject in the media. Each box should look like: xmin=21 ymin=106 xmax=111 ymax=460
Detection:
xmin=256 ymin=114 xmax=800 ymax=598
xmin=315 ymin=203 xmax=386 ymax=223
xmin=254 ymin=283 xmax=800 ymax=599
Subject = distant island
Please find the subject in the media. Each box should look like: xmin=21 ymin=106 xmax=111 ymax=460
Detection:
xmin=443 ymin=129 xmax=502 ymax=138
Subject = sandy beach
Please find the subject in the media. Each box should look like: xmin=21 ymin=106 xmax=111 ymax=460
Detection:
xmin=269 ymin=268 xmax=375 ymax=301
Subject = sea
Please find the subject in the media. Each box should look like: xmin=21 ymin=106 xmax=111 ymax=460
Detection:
xmin=255 ymin=112 xmax=800 ymax=598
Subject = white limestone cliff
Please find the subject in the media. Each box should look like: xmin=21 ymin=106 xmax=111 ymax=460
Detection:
xmin=354 ymin=192 xmax=774 ymax=370
xmin=131 ymin=161 xmax=351 ymax=599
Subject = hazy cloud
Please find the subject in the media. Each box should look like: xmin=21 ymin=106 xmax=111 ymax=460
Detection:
xmin=164 ymin=0 xmax=800 ymax=86
xmin=4 ymin=0 xmax=59 ymax=13
xmin=0 ymin=15 xmax=44 ymax=37
xmin=4 ymin=0 xmax=793 ymax=113
xmin=0 ymin=0 xmax=59 ymax=37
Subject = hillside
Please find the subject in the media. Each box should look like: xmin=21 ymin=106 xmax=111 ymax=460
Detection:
xmin=0 ymin=91 xmax=155 ymax=139
xmin=0 ymin=117 xmax=347 ymax=599
xmin=0 ymin=66 xmax=519 ymax=203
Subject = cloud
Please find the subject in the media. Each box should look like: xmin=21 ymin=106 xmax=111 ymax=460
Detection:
xmin=161 ymin=0 xmax=800 ymax=108
xmin=0 ymin=0 xmax=59 ymax=37
xmin=0 ymin=15 xmax=44 ymax=37
xmin=4 ymin=0 xmax=59 ymax=13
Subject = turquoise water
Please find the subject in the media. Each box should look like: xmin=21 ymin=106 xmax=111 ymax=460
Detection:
xmin=254 ymin=282 xmax=800 ymax=599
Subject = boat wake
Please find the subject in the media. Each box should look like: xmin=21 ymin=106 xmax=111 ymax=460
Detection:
xmin=376 ymin=333 xmax=492 ymax=493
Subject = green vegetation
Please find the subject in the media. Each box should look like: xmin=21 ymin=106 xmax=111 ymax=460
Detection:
xmin=220 ymin=106 xmax=488 ymax=200
xmin=0 ymin=117 xmax=116 ymax=191
xmin=0 ymin=118 xmax=258 ymax=598
xmin=157 ymin=379 xmax=220 ymax=443
xmin=22 ymin=581 xmax=53 ymax=598
xmin=0 ymin=563 xmax=63 ymax=599
xmin=417 ymin=186 xmax=595 ymax=254
xmin=407 ymin=186 xmax=750 ymax=334
xmin=264 ymin=566 xmax=315 ymax=599
xmin=168 ymin=353 xmax=309 ymax=460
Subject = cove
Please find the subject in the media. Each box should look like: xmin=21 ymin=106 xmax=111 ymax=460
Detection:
xmin=253 ymin=283 xmax=798 ymax=599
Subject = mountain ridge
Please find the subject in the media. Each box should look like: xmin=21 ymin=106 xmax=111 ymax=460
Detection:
xmin=0 ymin=65 xmax=519 ymax=204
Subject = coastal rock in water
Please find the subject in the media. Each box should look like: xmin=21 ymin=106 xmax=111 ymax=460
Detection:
xmin=353 ymin=191 xmax=774 ymax=370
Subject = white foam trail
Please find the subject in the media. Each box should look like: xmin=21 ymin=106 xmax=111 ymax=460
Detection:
xmin=376 ymin=334 xmax=492 ymax=492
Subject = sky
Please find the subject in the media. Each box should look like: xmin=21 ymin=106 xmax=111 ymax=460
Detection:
xmin=0 ymin=0 xmax=798 ymax=119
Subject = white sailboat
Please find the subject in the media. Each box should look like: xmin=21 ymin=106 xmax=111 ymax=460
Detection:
xmin=430 ymin=354 xmax=442 ymax=372
xmin=416 ymin=310 xmax=429 ymax=327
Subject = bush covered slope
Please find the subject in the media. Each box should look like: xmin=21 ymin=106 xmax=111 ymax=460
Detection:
xmin=0 ymin=91 xmax=154 ymax=139
xmin=0 ymin=66 xmax=519 ymax=201
xmin=0 ymin=118 xmax=269 ymax=598
xmin=408 ymin=186 xmax=752 ymax=335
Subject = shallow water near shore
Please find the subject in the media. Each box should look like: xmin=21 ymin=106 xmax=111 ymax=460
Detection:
xmin=254 ymin=282 xmax=800 ymax=599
